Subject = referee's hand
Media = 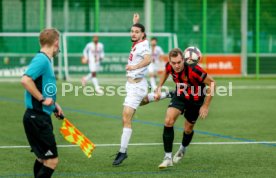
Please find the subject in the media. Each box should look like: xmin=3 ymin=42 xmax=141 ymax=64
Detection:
xmin=54 ymin=103 xmax=64 ymax=119
xmin=42 ymin=98 xmax=54 ymax=106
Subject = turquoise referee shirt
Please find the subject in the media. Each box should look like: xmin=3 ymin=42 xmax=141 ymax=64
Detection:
xmin=24 ymin=52 xmax=56 ymax=115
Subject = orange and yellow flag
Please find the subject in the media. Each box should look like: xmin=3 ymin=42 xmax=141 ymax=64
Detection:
xmin=60 ymin=118 xmax=96 ymax=158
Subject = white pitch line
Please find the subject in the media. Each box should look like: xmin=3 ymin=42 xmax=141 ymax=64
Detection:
xmin=0 ymin=141 xmax=276 ymax=149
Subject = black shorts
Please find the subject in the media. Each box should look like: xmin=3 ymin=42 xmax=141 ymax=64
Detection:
xmin=168 ymin=93 xmax=203 ymax=124
xmin=23 ymin=109 xmax=58 ymax=159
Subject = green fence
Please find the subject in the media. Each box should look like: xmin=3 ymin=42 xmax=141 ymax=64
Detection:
xmin=0 ymin=0 xmax=276 ymax=76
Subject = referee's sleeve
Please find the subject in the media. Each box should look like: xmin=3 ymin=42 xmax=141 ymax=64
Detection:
xmin=24 ymin=57 xmax=47 ymax=80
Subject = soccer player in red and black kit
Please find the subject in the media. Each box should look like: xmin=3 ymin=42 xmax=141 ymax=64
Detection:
xmin=155 ymin=48 xmax=216 ymax=168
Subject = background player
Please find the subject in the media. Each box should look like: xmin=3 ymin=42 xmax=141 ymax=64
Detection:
xmin=112 ymin=13 xmax=151 ymax=166
xmin=155 ymin=48 xmax=216 ymax=169
xmin=148 ymin=37 xmax=165 ymax=90
xmin=81 ymin=35 xmax=104 ymax=94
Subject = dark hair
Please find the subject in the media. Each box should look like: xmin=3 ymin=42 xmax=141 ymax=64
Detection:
xmin=132 ymin=23 xmax=145 ymax=32
xmin=132 ymin=23 xmax=146 ymax=40
xmin=151 ymin=37 xmax=157 ymax=41
xmin=169 ymin=48 xmax=184 ymax=60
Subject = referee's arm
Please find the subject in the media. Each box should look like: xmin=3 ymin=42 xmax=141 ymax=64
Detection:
xmin=21 ymin=75 xmax=53 ymax=106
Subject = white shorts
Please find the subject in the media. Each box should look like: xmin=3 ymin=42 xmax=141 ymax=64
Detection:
xmin=89 ymin=61 xmax=100 ymax=72
xmin=148 ymin=62 xmax=166 ymax=74
xmin=123 ymin=78 xmax=148 ymax=110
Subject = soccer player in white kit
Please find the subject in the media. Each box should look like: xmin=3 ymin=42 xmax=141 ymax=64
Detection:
xmin=148 ymin=37 xmax=165 ymax=90
xmin=81 ymin=35 xmax=104 ymax=94
xmin=113 ymin=13 xmax=151 ymax=166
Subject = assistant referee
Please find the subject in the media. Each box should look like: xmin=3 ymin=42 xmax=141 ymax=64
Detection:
xmin=21 ymin=28 xmax=63 ymax=178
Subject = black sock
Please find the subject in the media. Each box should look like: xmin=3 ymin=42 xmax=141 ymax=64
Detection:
xmin=36 ymin=165 xmax=54 ymax=178
xmin=33 ymin=159 xmax=43 ymax=177
xmin=163 ymin=126 xmax=174 ymax=152
xmin=182 ymin=130 xmax=194 ymax=147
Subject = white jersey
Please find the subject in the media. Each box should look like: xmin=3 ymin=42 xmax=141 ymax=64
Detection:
xmin=151 ymin=46 xmax=164 ymax=63
xmin=148 ymin=45 xmax=165 ymax=73
xmin=83 ymin=42 xmax=104 ymax=63
xmin=127 ymin=40 xmax=150 ymax=79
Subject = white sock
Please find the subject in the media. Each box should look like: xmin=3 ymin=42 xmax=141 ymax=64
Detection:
xmin=91 ymin=77 xmax=100 ymax=89
xmin=150 ymin=77 xmax=156 ymax=90
xmin=147 ymin=93 xmax=155 ymax=102
xmin=165 ymin=152 xmax=172 ymax=158
xmin=119 ymin=128 xmax=132 ymax=153
xmin=84 ymin=73 xmax=91 ymax=81
xmin=179 ymin=144 xmax=186 ymax=152
xmin=160 ymin=92 xmax=167 ymax=99
xmin=147 ymin=92 xmax=168 ymax=102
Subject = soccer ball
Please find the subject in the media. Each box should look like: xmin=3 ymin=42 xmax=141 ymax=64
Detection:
xmin=183 ymin=46 xmax=202 ymax=65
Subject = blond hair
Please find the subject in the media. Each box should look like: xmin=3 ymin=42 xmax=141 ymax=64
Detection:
xmin=39 ymin=28 xmax=60 ymax=47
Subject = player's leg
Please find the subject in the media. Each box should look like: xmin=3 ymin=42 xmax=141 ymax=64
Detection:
xmin=159 ymin=107 xmax=182 ymax=169
xmin=37 ymin=115 xmax=59 ymax=177
xmin=139 ymin=90 xmax=175 ymax=106
xmin=89 ymin=62 xmax=103 ymax=94
xmin=148 ymin=63 xmax=157 ymax=90
xmin=173 ymin=104 xmax=200 ymax=164
xmin=33 ymin=158 xmax=43 ymax=177
xmin=81 ymin=72 xmax=91 ymax=86
xmin=36 ymin=157 xmax=58 ymax=178
xmin=113 ymin=80 xmax=148 ymax=165
xmin=81 ymin=61 xmax=94 ymax=86
xmin=23 ymin=110 xmax=59 ymax=177
xmin=113 ymin=106 xmax=135 ymax=166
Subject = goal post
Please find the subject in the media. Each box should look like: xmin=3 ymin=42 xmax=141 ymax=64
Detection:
xmin=0 ymin=32 xmax=178 ymax=81
xmin=62 ymin=32 xmax=178 ymax=81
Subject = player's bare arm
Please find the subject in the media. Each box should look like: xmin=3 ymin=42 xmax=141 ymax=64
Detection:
xmin=126 ymin=54 xmax=151 ymax=71
xmin=21 ymin=75 xmax=54 ymax=106
xmin=133 ymin=13 xmax=140 ymax=24
xmin=154 ymin=72 xmax=170 ymax=100
xmin=199 ymin=74 xmax=216 ymax=119
xmin=81 ymin=56 xmax=88 ymax=64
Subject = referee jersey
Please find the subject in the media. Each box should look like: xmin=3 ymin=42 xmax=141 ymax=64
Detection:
xmin=24 ymin=52 xmax=56 ymax=115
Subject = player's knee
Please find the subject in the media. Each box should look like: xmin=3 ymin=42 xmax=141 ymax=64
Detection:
xmin=140 ymin=97 xmax=149 ymax=106
xmin=122 ymin=116 xmax=132 ymax=127
xmin=149 ymin=73 xmax=155 ymax=78
xmin=184 ymin=129 xmax=193 ymax=134
xmin=184 ymin=123 xmax=194 ymax=134
xmin=44 ymin=157 xmax=59 ymax=169
xmin=164 ymin=117 xmax=175 ymax=127
xmin=91 ymin=72 xmax=96 ymax=77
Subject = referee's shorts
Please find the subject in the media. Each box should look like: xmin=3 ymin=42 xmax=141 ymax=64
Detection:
xmin=23 ymin=109 xmax=58 ymax=159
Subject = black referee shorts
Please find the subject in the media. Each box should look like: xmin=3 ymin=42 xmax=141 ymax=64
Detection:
xmin=23 ymin=109 xmax=58 ymax=159
xmin=168 ymin=93 xmax=203 ymax=124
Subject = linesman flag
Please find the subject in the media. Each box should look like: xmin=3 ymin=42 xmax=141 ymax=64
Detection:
xmin=60 ymin=118 xmax=96 ymax=158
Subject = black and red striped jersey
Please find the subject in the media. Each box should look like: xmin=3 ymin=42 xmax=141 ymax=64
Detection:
xmin=165 ymin=62 xmax=207 ymax=102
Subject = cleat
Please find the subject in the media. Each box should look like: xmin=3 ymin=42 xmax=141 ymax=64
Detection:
xmin=173 ymin=148 xmax=186 ymax=164
xmin=95 ymin=87 xmax=104 ymax=94
xmin=166 ymin=90 xmax=175 ymax=98
xmin=158 ymin=157 xmax=173 ymax=169
xmin=113 ymin=152 xmax=128 ymax=166
xmin=81 ymin=77 xmax=86 ymax=86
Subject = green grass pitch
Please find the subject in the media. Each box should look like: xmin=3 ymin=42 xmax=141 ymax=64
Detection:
xmin=0 ymin=77 xmax=276 ymax=178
